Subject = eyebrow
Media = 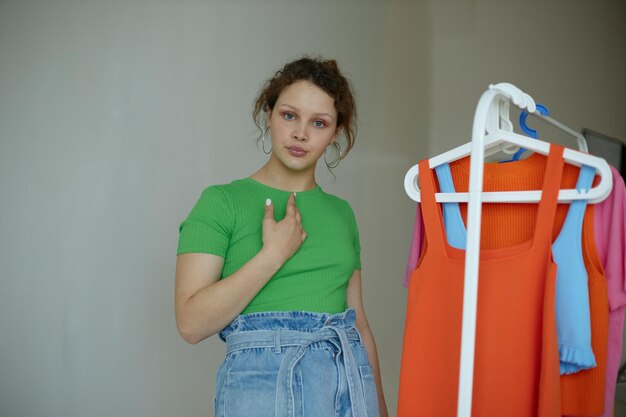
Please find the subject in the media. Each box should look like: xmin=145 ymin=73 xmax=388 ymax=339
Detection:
xmin=278 ymin=104 xmax=336 ymax=120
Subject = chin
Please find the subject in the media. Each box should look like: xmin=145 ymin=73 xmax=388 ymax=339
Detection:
xmin=285 ymin=162 xmax=314 ymax=173
xmin=276 ymin=154 xmax=316 ymax=172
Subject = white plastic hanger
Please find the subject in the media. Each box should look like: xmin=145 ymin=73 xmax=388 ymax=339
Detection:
xmin=404 ymin=83 xmax=611 ymax=204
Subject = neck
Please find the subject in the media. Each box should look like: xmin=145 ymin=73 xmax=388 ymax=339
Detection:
xmin=251 ymin=159 xmax=317 ymax=192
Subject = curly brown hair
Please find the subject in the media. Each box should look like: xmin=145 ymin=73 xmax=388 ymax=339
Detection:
xmin=253 ymin=57 xmax=357 ymax=162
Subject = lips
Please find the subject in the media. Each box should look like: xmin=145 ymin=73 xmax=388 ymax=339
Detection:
xmin=287 ymin=146 xmax=307 ymax=157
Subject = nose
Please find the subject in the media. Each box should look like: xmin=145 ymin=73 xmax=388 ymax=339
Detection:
xmin=292 ymin=122 xmax=308 ymax=141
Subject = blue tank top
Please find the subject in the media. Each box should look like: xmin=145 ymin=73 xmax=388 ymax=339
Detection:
xmin=434 ymin=162 xmax=597 ymax=374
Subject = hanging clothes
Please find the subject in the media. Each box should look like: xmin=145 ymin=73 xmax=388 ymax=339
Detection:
xmin=398 ymin=145 xmax=564 ymax=417
xmin=401 ymin=154 xmax=618 ymax=416
xmin=434 ymin=162 xmax=598 ymax=371
xmin=434 ymin=162 xmax=607 ymax=415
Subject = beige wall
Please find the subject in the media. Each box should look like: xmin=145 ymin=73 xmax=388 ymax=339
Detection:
xmin=1 ymin=1 xmax=624 ymax=416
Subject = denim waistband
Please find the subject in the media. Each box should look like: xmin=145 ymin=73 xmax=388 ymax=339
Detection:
xmin=219 ymin=309 xmax=367 ymax=417
xmin=219 ymin=308 xmax=358 ymax=340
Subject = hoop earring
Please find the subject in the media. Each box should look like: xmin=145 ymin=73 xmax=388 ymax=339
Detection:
xmin=261 ymin=128 xmax=272 ymax=154
xmin=324 ymin=142 xmax=342 ymax=169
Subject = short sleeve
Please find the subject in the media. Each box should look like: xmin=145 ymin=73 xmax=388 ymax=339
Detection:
xmin=177 ymin=186 xmax=232 ymax=256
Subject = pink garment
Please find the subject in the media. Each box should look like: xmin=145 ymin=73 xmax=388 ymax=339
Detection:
xmin=403 ymin=165 xmax=626 ymax=416
xmin=403 ymin=204 xmax=424 ymax=288
xmin=403 ymin=206 xmax=423 ymax=288
xmin=592 ymin=166 xmax=626 ymax=417
xmin=602 ymin=308 xmax=625 ymax=417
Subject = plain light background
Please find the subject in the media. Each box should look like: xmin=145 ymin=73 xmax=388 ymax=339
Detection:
xmin=1 ymin=1 xmax=625 ymax=416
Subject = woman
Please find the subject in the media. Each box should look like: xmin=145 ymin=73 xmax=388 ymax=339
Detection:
xmin=175 ymin=57 xmax=388 ymax=417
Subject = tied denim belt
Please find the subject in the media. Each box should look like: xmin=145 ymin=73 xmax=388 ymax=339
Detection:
xmin=224 ymin=324 xmax=368 ymax=417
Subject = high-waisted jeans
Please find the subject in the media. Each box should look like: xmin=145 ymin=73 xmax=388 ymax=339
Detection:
xmin=215 ymin=309 xmax=380 ymax=417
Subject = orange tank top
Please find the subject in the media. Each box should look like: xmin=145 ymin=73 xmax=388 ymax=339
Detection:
xmin=446 ymin=153 xmax=609 ymax=416
xmin=398 ymin=145 xmax=564 ymax=417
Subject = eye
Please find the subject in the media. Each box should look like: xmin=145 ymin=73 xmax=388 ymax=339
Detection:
xmin=282 ymin=112 xmax=296 ymax=121
xmin=313 ymin=120 xmax=327 ymax=128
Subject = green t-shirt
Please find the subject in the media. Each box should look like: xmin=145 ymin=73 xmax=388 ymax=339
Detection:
xmin=177 ymin=178 xmax=361 ymax=314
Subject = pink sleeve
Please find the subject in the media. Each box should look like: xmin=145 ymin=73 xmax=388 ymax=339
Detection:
xmin=594 ymin=166 xmax=626 ymax=311
xmin=403 ymin=203 xmax=424 ymax=288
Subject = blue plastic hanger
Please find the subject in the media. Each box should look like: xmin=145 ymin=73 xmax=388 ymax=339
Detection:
xmin=500 ymin=103 xmax=550 ymax=162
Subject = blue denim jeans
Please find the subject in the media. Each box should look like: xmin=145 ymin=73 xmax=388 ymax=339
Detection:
xmin=215 ymin=309 xmax=380 ymax=417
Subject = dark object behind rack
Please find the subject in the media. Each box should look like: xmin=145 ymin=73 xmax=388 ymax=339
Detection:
xmin=583 ymin=129 xmax=626 ymax=179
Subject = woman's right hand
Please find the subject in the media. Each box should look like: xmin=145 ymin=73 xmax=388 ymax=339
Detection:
xmin=262 ymin=192 xmax=307 ymax=264
xmin=176 ymin=193 xmax=307 ymax=344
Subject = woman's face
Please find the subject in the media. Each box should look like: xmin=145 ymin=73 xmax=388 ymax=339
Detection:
xmin=266 ymin=80 xmax=339 ymax=175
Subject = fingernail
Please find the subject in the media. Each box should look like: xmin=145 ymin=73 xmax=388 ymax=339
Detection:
xmin=265 ymin=198 xmax=271 ymax=206
xmin=293 ymin=192 xmax=297 ymax=198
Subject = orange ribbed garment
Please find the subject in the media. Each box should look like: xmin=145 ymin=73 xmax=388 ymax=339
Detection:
xmin=561 ymin=205 xmax=608 ymax=416
xmin=398 ymin=146 xmax=564 ymax=417
xmin=446 ymin=152 xmax=609 ymax=416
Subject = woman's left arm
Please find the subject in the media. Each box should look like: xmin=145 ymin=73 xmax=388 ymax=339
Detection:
xmin=346 ymin=270 xmax=389 ymax=417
